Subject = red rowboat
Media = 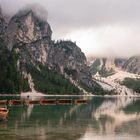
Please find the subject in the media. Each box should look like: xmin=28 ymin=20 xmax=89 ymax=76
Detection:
xmin=75 ymin=99 xmax=88 ymax=104
xmin=40 ymin=99 xmax=56 ymax=105
xmin=57 ymin=99 xmax=72 ymax=105
xmin=0 ymin=108 xmax=9 ymax=121
xmin=9 ymin=100 xmax=23 ymax=106
xmin=0 ymin=100 xmax=7 ymax=105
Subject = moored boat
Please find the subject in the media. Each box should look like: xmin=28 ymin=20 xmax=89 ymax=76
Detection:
xmin=0 ymin=100 xmax=7 ymax=105
xmin=26 ymin=100 xmax=40 ymax=105
xmin=57 ymin=99 xmax=72 ymax=105
xmin=40 ymin=99 xmax=56 ymax=105
xmin=74 ymin=99 xmax=88 ymax=104
xmin=0 ymin=108 xmax=9 ymax=121
xmin=9 ymin=100 xmax=23 ymax=106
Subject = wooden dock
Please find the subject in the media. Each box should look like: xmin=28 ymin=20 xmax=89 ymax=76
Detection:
xmin=0 ymin=98 xmax=89 ymax=106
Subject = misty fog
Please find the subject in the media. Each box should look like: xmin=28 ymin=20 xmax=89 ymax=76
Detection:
xmin=0 ymin=0 xmax=140 ymax=58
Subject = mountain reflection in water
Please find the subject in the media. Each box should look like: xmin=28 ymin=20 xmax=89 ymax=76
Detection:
xmin=0 ymin=96 xmax=140 ymax=140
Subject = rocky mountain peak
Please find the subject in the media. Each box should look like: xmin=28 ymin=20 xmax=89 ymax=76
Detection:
xmin=5 ymin=8 xmax=52 ymax=50
xmin=0 ymin=7 xmax=104 ymax=95
xmin=46 ymin=40 xmax=95 ymax=91
xmin=89 ymin=57 xmax=126 ymax=77
xmin=53 ymin=41 xmax=87 ymax=68
xmin=123 ymin=55 xmax=140 ymax=74
xmin=0 ymin=9 xmax=6 ymax=36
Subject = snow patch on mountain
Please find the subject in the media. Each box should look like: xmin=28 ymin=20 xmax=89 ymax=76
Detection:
xmin=94 ymin=68 xmax=140 ymax=96
xmin=107 ymin=68 xmax=140 ymax=82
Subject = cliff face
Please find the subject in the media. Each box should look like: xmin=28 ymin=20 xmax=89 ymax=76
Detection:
xmin=89 ymin=58 xmax=116 ymax=77
xmin=123 ymin=56 xmax=140 ymax=75
xmin=0 ymin=9 xmax=6 ymax=37
xmin=0 ymin=8 xmax=99 ymax=94
xmin=5 ymin=10 xmax=53 ymax=67
xmin=6 ymin=10 xmax=52 ymax=48
xmin=89 ymin=58 xmax=127 ymax=77
xmin=49 ymin=41 xmax=94 ymax=88
xmin=89 ymin=57 xmax=140 ymax=95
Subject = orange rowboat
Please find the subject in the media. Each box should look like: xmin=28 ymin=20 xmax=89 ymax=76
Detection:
xmin=0 ymin=108 xmax=9 ymax=121
xmin=74 ymin=99 xmax=88 ymax=104
xmin=26 ymin=100 xmax=40 ymax=105
xmin=40 ymin=99 xmax=56 ymax=105
xmin=57 ymin=99 xmax=72 ymax=105
xmin=0 ymin=100 xmax=7 ymax=105
xmin=9 ymin=100 xmax=23 ymax=106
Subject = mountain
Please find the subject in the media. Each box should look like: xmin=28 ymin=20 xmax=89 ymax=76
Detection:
xmin=89 ymin=57 xmax=140 ymax=95
xmin=123 ymin=56 xmax=140 ymax=74
xmin=0 ymin=9 xmax=6 ymax=35
xmin=89 ymin=58 xmax=126 ymax=77
xmin=0 ymin=8 xmax=103 ymax=95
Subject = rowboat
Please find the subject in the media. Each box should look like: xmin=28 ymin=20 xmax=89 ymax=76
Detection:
xmin=40 ymin=99 xmax=56 ymax=105
xmin=26 ymin=100 xmax=40 ymax=105
xmin=74 ymin=99 xmax=88 ymax=104
xmin=0 ymin=100 xmax=7 ymax=105
xmin=9 ymin=100 xmax=23 ymax=106
xmin=0 ymin=108 xmax=9 ymax=121
xmin=57 ymin=99 xmax=72 ymax=105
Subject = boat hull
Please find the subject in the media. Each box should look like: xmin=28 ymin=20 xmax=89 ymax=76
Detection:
xmin=57 ymin=99 xmax=72 ymax=105
xmin=0 ymin=100 xmax=7 ymax=105
xmin=26 ymin=100 xmax=40 ymax=105
xmin=40 ymin=99 xmax=56 ymax=105
xmin=9 ymin=100 xmax=23 ymax=106
xmin=0 ymin=108 xmax=9 ymax=121
xmin=75 ymin=99 xmax=88 ymax=104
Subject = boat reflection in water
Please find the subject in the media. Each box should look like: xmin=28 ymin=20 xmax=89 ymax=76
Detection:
xmin=0 ymin=108 xmax=9 ymax=121
xmin=0 ymin=96 xmax=140 ymax=140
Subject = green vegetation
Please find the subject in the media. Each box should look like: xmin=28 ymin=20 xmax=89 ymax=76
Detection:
xmin=123 ymin=100 xmax=140 ymax=113
xmin=64 ymin=68 xmax=77 ymax=77
xmin=0 ymin=38 xmax=30 ymax=94
xmin=64 ymin=66 xmax=109 ymax=95
xmin=121 ymin=78 xmax=140 ymax=93
xmin=99 ymin=68 xmax=115 ymax=77
xmin=79 ymin=81 xmax=94 ymax=93
xmin=79 ymin=80 xmax=115 ymax=95
xmin=92 ymin=85 xmax=116 ymax=95
xmin=0 ymin=40 xmax=79 ymax=95
xmin=0 ymin=38 xmax=114 ymax=95
xmin=26 ymin=64 xmax=80 ymax=94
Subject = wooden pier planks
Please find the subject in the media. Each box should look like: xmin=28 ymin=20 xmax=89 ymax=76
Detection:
xmin=0 ymin=98 xmax=89 ymax=106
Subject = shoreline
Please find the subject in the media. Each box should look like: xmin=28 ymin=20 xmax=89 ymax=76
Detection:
xmin=0 ymin=93 xmax=140 ymax=98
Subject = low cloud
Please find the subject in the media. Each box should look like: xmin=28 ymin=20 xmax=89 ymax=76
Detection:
xmin=0 ymin=0 xmax=140 ymax=57
xmin=16 ymin=4 xmax=48 ymax=21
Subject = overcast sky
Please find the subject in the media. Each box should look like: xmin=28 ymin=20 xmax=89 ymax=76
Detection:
xmin=0 ymin=0 xmax=140 ymax=58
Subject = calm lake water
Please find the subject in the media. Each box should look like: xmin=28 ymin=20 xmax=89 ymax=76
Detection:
xmin=0 ymin=96 xmax=140 ymax=140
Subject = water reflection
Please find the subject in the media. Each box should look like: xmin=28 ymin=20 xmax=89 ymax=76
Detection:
xmin=93 ymin=97 xmax=140 ymax=134
xmin=0 ymin=96 xmax=140 ymax=140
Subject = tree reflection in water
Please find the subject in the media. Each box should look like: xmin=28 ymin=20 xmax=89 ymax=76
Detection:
xmin=0 ymin=96 xmax=140 ymax=140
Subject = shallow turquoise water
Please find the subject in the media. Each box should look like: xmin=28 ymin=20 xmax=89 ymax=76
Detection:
xmin=0 ymin=96 xmax=140 ymax=140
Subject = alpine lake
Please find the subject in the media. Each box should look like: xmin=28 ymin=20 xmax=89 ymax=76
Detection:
xmin=0 ymin=95 xmax=140 ymax=140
